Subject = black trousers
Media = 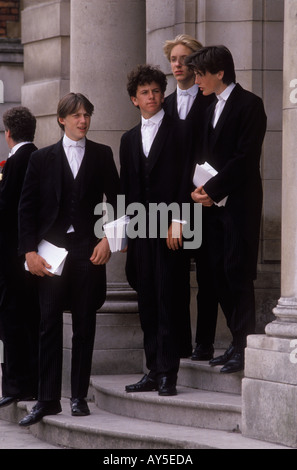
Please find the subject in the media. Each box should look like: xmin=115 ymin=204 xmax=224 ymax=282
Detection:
xmin=0 ymin=252 xmax=40 ymax=398
xmin=175 ymin=254 xmax=192 ymax=358
xmin=37 ymin=235 xmax=106 ymax=401
xmin=132 ymin=237 xmax=189 ymax=380
xmin=204 ymin=207 xmax=256 ymax=350
xmin=193 ymin=230 xmax=219 ymax=347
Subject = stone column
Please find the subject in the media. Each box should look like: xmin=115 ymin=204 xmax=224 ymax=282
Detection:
xmin=242 ymin=0 xmax=297 ymax=448
xmin=62 ymin=0 xmax=146 ymax=396
xmin=70 ymin=0 xmax=145 ymax=286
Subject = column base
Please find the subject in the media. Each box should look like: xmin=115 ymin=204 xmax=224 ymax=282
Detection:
xmin=265 ymin=296 xmax=297 ymax=338
xmin=242 ymin=334 xmax=297 ymax=448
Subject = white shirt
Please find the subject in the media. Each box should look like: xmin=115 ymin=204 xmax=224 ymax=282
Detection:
xmin=8 ymin=141 xmax=32 ymax=158
xmin=176 ymin=84 xmax=198 ymax=120
xmin=141 ymin=108 xmax=164 ymax=157
xmin=63 ymin=134 xmax=86 ymax=178
xmin=212 ymin=82 xmax=236 ymax=128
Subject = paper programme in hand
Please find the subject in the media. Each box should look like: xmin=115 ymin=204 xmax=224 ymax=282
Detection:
xmin=103 ymin=215 xmax=130 ymax=252
xmin=193 ymin=161 xmax=228 ymax=207
xmin=25 ymin=239 xmax=68 ymax=275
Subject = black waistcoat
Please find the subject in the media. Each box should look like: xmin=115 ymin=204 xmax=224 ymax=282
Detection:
xmin=139 ymin=148 xmax=151 ymax=208
xmin=46 ymin=153 xmax=85 ymax=246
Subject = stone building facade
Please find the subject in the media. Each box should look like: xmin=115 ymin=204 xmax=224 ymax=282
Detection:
xmin=0 ymin=1 xmax=283 ymax=334
xmin=0 ymin=0 xmax=296 ymax=447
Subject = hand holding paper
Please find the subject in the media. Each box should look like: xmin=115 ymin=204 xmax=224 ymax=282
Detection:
xmin=191 ymin=185 xmax=214 ymax=207
xmin=103 ymin=215 xmax=130 ymax=253
xmin=193 ymin=162 xmax=228 ymax=207
xmin=25 ymin=239 xmax=68 ymax=276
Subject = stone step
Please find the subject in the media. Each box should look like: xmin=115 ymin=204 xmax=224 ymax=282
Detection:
xmin=1 ymin=396 xmax=288 ymax=449
xmin=90 ymin=374 xmax=242 ymax=432
xmin=178 ymin=356 xmax=243 ymax=395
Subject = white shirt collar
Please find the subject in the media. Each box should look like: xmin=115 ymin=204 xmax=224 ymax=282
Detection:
xmin=177 ymin=84 xmax=198 ymax=97
xmin=63 ymin=134 xmax=86 ymax=148
xmin=141 ymin=108 xmax=165 ymax=127
xmin=216 ymin=82 xmax=236 ymax=102
xmin=9 ymin=141 xmax=32 ymax=158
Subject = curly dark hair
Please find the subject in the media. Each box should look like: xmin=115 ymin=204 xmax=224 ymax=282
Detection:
xmin=127 ymin=64 xmax=167 ymax=98
xmin=3 ymin=106 xmax=36 ymax=142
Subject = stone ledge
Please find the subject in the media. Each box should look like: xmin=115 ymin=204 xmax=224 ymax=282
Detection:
xmin=242 ymin=377 xmax=297 ymax=448
xmin=0 ymin=38 xmax=23 ymax=63
xmin=0 ymin=396 xmax=288 ymax=449
xmin=22 ymin=1 xmax=70 ymax=44
xmin=245 ymin=334 xmax=297 ymax=384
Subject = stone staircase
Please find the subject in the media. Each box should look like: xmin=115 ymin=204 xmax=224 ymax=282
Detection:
xmin=0 ymin=355 xmax=289 ymax=449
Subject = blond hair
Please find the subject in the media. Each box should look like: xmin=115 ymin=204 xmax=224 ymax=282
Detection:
xmin=163 ymin=34 xmax=203 ymax=61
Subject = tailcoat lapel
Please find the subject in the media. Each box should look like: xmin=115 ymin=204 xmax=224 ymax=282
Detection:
xmin=130 ymin=124 xmax=142 ymax=174
xmin=78 ymin=139 xmax=93 ymax=199
xmin=186 ymin=88 xmax=204 ymax=121
xmin=50 ymin=140 xmax=63 ymax=203
xmin=169 ymin=90 xmax=179 ymax=119
xmin=146 ymin=114 xmax=171 ymax=174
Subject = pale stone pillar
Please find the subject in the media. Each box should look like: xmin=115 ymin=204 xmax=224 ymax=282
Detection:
xmin=267 ymin=0 xmax=297 ymax=337
xmin=242 ymin=0 xmax=297 ymax=448
xmin=62 ymin=0 xmax=146 ymax=396
xmin=70 ymin=0 xmax=146 ymax=286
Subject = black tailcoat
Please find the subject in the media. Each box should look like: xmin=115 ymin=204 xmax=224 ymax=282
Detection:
xmin=18 ymin=138 xmax=120 ymax=400
xmin=0 ymin=143 xmax=40 ymax=398
xmin=200 ymin=83 xmax=267 ymax=348
xmin=120 ymin=114 xmax=192 ymax=375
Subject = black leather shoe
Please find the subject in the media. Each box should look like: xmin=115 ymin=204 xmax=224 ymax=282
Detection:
xmin=0 ymin=397 xmax=18 ymax=408
xmin=125 ymin=374 xmax=158 ymax=393
xmin=220 ymin=352 xmax=244 ymax=374
xmin=209 ymin=344 xmax=235 ymax=366
xmin=158 ymin=376 xmax=177 ymax=396
xmin=70 ymin=398 xmax=90 ymax=416
xmin=191 ymin=344 xmax=214 ymax=361
xmin=18 ymin=401 xmax=62 ymax=427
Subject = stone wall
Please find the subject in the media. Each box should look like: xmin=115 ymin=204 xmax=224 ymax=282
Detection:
xmin=21 ymin=0 xmax=71 ymax=149
xmin=0 ymin=0 xmax=285 ymax=356
xmin=0 ymin=0 xmax=23 ymax=158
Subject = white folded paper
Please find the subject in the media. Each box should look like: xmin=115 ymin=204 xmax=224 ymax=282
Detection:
xmin=193 ymin=162 xmax=228 ymax=207
xmin=25 ymin=239 xmax=68 ymax=275
xmin=103 ymin=215 xmax=130 ymax=252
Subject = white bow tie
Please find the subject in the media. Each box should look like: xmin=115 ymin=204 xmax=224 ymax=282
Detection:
xmin=179 ymin=90 xmax=189 ymax=96
xmin=66 ymin=143 xmax=84 ymax=148
xmin=65 ymin=143 xmax=84 ymax=179
xmin=142 ymin=120 xmax=155 ymax=127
